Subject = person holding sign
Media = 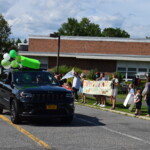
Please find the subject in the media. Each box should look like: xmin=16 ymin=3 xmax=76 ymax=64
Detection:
xmin=110 ymin=74 xmax=119 ymax=110
xmin=93 ymin=72 xmax=101 ymax=106
xmin=99 ymin=72 xmax=107 ymax=107
xmin=79 ymin=73 xmax=86 ymax=104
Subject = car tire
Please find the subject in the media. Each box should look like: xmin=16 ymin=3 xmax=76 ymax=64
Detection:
xmin=61 ymin=116 xmax=73 ymax=124
xmin=0 ymin=104 xmax=3 ymax=114
xmin=10 ymin=100 xmax=21 ymax=124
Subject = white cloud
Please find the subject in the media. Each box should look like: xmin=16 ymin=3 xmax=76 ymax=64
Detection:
xmin=91 ymin=14 xmax=126 ymax=29
xmin=125 ymin=24 xmax=150 ymax=38
xmin=1 ymin=0 xmax=150 ymax=39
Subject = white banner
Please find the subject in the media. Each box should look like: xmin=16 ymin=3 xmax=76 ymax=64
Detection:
xmin=83 ymin=80 xmax=112 ymax=96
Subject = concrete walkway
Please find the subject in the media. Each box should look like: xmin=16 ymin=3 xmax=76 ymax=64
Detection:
xmin=77 ymin=100 xmax=150 ymax=121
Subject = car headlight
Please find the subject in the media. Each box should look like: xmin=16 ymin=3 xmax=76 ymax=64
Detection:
xmin=20 ymin=92 xmax=32 ymax=98
xmin=66 ymin=92 xmax=73 ymax=98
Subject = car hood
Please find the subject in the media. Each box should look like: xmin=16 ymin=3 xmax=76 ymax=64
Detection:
xmin=15 ymin=84 xmax=70 ymax=93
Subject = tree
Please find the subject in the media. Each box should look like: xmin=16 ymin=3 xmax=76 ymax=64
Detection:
xmin=57 ymin=18 xmax=130 ymax=38
xmin=16 ymin=38 xmax=22 ymax=45
xmin=0 ymin=14 xmax=18 ymax=53
xmin=79 ymin=18 xmax=101 ymax=36
xmin=57 ymin=17 xmax=101 ymax=36
xmin=24 ymin=38 xmax=28 ymax=43
xmin=0 ymin=14 xmax=11 ymax=52
xmin=58 ymin=18 xmax=80 ymax=36
xmin=102 ymin=27 xmax=130 ymax=38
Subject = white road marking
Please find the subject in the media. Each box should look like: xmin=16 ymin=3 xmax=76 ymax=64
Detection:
xmin=76 ymin=117 xmax=150 ymax=145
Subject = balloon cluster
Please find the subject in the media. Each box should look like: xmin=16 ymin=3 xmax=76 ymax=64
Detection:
xmin=1 ymin=49 xmax=40 ymax=69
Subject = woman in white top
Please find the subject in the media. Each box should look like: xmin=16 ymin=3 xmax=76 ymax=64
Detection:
xmin=72 ymin=72 xmax=81 ymax=101
xmin=110 ymin=74 xmax=119 ymax=110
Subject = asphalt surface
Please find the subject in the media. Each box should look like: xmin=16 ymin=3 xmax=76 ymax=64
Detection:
xmin=0 ymin=104 xmax=150 ymax=150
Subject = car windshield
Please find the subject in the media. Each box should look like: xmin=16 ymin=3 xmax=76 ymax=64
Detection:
xmin=13 ymin=71 xmax=59 ymax=86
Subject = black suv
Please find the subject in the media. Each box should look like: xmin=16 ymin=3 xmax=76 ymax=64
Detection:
xmin=0 ymin=68 xmax=74 ymax=124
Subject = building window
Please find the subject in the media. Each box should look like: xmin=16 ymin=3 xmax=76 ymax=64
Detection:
xmin=127 ymin=68 xmax=136 ymax=79
xmin=138 ymin=68 xmax=147 ymax=72
xmin=128 ymin=68 xmax=136 ymax=72
xmin=128 ymin=72 xmax=136 ymax=79
xmin=117 ymin=67 xmax=126 ymax=72
xmin=117 ymin=67 xmax=126 ymax=78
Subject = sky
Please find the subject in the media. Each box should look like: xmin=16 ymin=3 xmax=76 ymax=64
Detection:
xmin=1 ymin=0 xmax=150 ymax=40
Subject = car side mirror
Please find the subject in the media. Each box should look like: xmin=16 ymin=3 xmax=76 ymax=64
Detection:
xmin=11 ymin=82 xmax=15 ymax=88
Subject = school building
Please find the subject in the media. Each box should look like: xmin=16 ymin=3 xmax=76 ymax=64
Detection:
xmin=19 ymin=35 xmax=150 ymax=79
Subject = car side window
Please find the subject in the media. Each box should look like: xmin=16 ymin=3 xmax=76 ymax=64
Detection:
xmin=7 ymin=73 xmax=12 ymax=84
xmin=0 ymin=70 xmax=8 ymax=82
xmin=2 ymin=72 xmax=12 ymax=85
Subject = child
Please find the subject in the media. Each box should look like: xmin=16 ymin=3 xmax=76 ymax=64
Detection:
xmin=128 ymin=83 xmax=135 ymax=111
xmin=134 ymin=89 xmax=142 ymax=116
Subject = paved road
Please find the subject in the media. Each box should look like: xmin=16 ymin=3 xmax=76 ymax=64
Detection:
xmin=0 ymin=104 xmax=150 ymax=150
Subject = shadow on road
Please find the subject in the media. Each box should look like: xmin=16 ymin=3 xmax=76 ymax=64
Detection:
xmin=74 ymin=113 xmax=105 ymax=126
xmin=2 ymin=111 xmax=105 ymax=127
xmin=23 ymin=113 xmax=106 ymax=127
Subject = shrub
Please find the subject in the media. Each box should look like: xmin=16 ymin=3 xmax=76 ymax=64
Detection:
xmin=50 ymin=65 xmax=72 ymax=74
xmin=109 ymin=72 xmax=124 ymax=83
xmin=74 ymin=67 xmax=82 ymax=74
xmin=86 ymin=69 xmax=98 ymax=80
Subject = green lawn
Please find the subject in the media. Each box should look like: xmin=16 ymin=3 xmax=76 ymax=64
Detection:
xmin=77 ymin=94 xmax=148 ymax=116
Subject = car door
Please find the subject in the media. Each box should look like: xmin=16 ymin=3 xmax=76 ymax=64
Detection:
xmin=0 ymin=70 xmax=9 ymax=106
xmin=2 ymin=72 xmax=13 ymax=108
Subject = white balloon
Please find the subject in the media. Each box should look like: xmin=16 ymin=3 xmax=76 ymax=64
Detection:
xmin=4 ymin=64 xmax=11 ymax=69
xmin=3 ymin=53 xmax=10 ymax=61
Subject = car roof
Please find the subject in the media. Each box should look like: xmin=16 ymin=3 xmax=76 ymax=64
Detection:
xmin=3 ymin=68 xmax=48 ymax=73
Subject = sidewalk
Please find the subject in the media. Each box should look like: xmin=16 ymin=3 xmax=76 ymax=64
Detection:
xmin=77 ymin=94 xmax=150 ymax=121
xmin=77 ymin=102 xmax=150 ymax=121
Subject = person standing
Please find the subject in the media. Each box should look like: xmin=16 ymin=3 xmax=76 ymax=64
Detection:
xmin=134 ymin=89 xmax=142 ymax=116
xmin=110 ymin=73 xmax=119 ymax=110
xmin=72 ymin=72 xmax=81 ymax=101
xmin=142 ymin=76 xmax=150 ymax=117
xmin=79 ymin=73 xmax=86 ymax=104
xmin=99 ymin=72 xmax=107 ymax=107
xmin=128 ymin=83 xmax=135 ymax=111
xmin=93 ymin=72 xmax=101 ymax=105
xmin=134 ymin=75 xmax=141 ymax=90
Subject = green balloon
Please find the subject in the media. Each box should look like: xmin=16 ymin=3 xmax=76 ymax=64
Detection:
xmin=9 ymin=49 xmax=17 ymax=58
xmin=21 ymin=56 xmax=40 ymax=69
xmin=1 ymin=59 xmax=11 ymax=67
xmin=16 ymin=55 xmax=21 ymax=63
xmin=11 ymin=60 xmax=18 ymax=68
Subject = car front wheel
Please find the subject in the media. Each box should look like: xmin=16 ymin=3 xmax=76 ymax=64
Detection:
xmin=0 ymin=104 xmax=3 ymax=114
xmin=10 ymin=100 xmax=21 ymax=124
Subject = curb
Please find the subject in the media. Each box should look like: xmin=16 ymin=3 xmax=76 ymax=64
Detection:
xmin=76 ymin=102 xmax=150 ymax=121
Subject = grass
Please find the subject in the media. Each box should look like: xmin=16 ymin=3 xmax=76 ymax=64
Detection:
xmin=77 ymin=94 xmax=148 ymax=116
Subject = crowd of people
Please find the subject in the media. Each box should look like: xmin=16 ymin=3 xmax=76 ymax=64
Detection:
xmin=125 ymin=75 xmax=150 ymax=117
xmin=53 ymin=71 xmax=150 ymax=117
